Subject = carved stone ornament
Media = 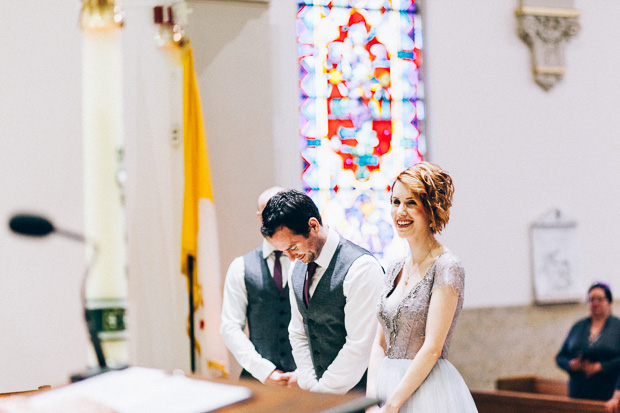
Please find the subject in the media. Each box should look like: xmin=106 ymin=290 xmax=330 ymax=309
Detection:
xmin=515 ymin=4 xmax=580 ymax=91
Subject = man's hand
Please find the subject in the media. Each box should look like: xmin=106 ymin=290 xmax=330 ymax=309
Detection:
xmin=283 ymin=371 xmax=299 ymax=389
xmin=264 ymin=370 xmax=289 ymax=386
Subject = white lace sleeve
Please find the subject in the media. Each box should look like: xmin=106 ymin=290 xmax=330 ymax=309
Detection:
xmin=431 ymin=252 xmax=465 ymax=297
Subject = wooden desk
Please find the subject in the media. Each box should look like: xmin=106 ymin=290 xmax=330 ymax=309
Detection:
xmin=9 ymin=371 xmax=376 ymax=413
xmin=212 ymin=378 xmax=376 ymax=413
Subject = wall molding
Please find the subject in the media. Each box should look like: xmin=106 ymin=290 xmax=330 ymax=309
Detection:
xmin=515 ymin=1 xmax=580 ymax=91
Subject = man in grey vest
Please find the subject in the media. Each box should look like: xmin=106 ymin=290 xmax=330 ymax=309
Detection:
xmin=220 ymin=187 xmax=297 ymax=386
xmin=261 ymin=189 xmax=383 ymax=394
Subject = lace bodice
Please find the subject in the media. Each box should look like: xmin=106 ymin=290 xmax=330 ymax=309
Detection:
xmin=377 ymin=250 xmax=465 ymax=360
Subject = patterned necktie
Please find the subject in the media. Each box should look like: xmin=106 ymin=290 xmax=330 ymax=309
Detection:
xmin=304 ymin=262 xmax=318 ymax=307
xmin=273 ymin=251 xmax=283 ymax=292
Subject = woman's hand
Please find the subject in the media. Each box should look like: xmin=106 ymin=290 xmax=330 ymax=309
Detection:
xmin=605 ymin=396 xmax=620 ymax=413
xmin=582 ymin=361 xmax=602 ymax=377
xmin=379 ymin=398 xmax=403 ymax=413
xmin=381 ymin=404 xmax=400 ymax=413
xmin=368 ymin=405 xmax=398 ymax=413
xmin=568 ymin=355 xmax=583 ymax=371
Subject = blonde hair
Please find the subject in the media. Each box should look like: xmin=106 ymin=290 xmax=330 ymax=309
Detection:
xmin=394 ymin=162 xmax=454 ymax=234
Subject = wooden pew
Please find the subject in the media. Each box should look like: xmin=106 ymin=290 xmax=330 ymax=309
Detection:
xmin=471 ymin=376 xmax=608 ymax=412
xmin=496 ymin=375 xmax=567 ymax=396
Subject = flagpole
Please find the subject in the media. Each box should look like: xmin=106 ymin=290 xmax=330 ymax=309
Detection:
xmin=181 ymin=41 xmax=229 ymax=378
xmin=188 ymin=254 xmax=196 ymax=373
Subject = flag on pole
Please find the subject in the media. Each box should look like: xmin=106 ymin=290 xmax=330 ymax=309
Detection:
xmin=181 ymin=42 xmax=228 ymax=378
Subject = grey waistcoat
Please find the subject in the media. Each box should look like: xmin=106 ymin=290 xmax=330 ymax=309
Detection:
xmin=244 ymin=247 xmax=296 ymax=373
xmin=291 ymin=238 xmax=370 ymax=384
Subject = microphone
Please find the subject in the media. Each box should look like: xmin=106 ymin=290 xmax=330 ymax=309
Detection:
xmin=9 ymin=214 xmax=55 ymax=236
xmin=10 ymin=214 xmax=86 ymax=243
xmin=8 ymin=213 xmax=114 ymax=381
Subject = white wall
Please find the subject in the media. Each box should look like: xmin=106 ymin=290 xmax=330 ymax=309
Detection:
xmin=422 ymin=0 xmax=620 ymax=306
xmin=1 ymin=2 xmax=87 ymax=391
xmin=186 ymin=0 xmax=299 ymax=273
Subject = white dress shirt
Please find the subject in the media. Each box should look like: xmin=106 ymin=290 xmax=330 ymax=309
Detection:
xmin=220 ymin=239 xmax=291 ymax=382
xmin=288 ymin=228 xmax=384 ymax=394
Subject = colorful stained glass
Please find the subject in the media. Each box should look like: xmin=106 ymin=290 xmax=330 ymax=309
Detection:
xmin=297 ymin=0 xmax=425 ymax=262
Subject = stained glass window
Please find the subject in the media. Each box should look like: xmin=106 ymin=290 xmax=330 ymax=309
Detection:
xmin=297 ymin=0 xmax=425 ymax=261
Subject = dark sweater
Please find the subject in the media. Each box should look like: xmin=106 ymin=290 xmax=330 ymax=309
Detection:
xmin=556 ymin=315 xmax=620 ymax=400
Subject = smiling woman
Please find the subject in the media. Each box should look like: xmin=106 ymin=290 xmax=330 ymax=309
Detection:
xmin=366 ymin=161 xmax=477 ymax=413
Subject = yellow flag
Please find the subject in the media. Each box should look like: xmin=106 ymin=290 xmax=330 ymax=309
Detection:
xmin=181 ymin=43 xmax=228 ymax=377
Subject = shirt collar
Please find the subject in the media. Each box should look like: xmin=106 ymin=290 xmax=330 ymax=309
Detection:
xmin=314 ymin=227 xmax=339 ymax=269
xmin=261 ymin=238 xmax=277 ymax=259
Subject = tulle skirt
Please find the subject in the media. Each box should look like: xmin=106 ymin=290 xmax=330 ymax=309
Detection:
xmin=377 ymin=357 xmax=478 ymax=412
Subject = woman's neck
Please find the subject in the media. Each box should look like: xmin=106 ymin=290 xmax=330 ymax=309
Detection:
xmin=591 ymin=314 xmax=609 ymax=324
xmin=407 ymin=234 xmax=438 ymax=265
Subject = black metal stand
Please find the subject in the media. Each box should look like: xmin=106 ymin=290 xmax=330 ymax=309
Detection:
xmin=69 ymin=309 xmax=111 ymax=382
xmin=188 ymin=254 xmax=196 ymax=373
xmin=86 ymin=307 xmax=108 ymax=369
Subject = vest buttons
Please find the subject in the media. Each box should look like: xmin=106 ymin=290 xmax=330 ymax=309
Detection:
xmin=310 ymin=334 xmax=317 ymax=340
xmin=313 ymin=350 xmax=320 ymax=355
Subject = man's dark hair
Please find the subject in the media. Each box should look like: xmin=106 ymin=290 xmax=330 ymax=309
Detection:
xmin=260 ymin=189 xmax=322 ymax=237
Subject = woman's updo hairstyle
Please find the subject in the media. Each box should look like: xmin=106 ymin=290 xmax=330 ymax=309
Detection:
xmin=393 ymin=162 xmax=454 ymax=234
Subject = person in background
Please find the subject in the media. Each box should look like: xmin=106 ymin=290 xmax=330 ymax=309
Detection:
xmin=261 ymin=189 xmax=384 ymax=394
xmin=366 ymin=162 xmax=477 ymax=412
xmin=556 ymin=282 xmax=620 ymax=401
xmin=220 ymin=186 xmax=297 ymax=387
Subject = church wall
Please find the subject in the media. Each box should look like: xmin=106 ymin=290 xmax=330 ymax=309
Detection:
xmin=0 ymin=1 xmax=87 ymax=392
xmin=451 ymin=302 xmax=620 ymax=390
xmin=422 ymin=0 xmax=620 ymax=309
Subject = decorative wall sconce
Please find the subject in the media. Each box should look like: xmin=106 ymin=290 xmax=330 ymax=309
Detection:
xmin=80 ymin=0 xmax=124 ymax=30
xmin=154 ymin=3 xmax=189 ymax=48
xmin=515 ymin=0 xmax=580 ymax=91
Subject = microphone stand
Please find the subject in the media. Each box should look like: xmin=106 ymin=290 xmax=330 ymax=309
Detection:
xmin=9 ymin=215 xmax=126 ymax=382
xmin=70 ymin=241 xmax=115 ymax=382
xmin=55 ymin=229 xmax=108 ymax=371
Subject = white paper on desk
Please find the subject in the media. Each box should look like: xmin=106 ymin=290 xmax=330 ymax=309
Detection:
xmin=29 ymin=367 xmax=252 ymax=413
